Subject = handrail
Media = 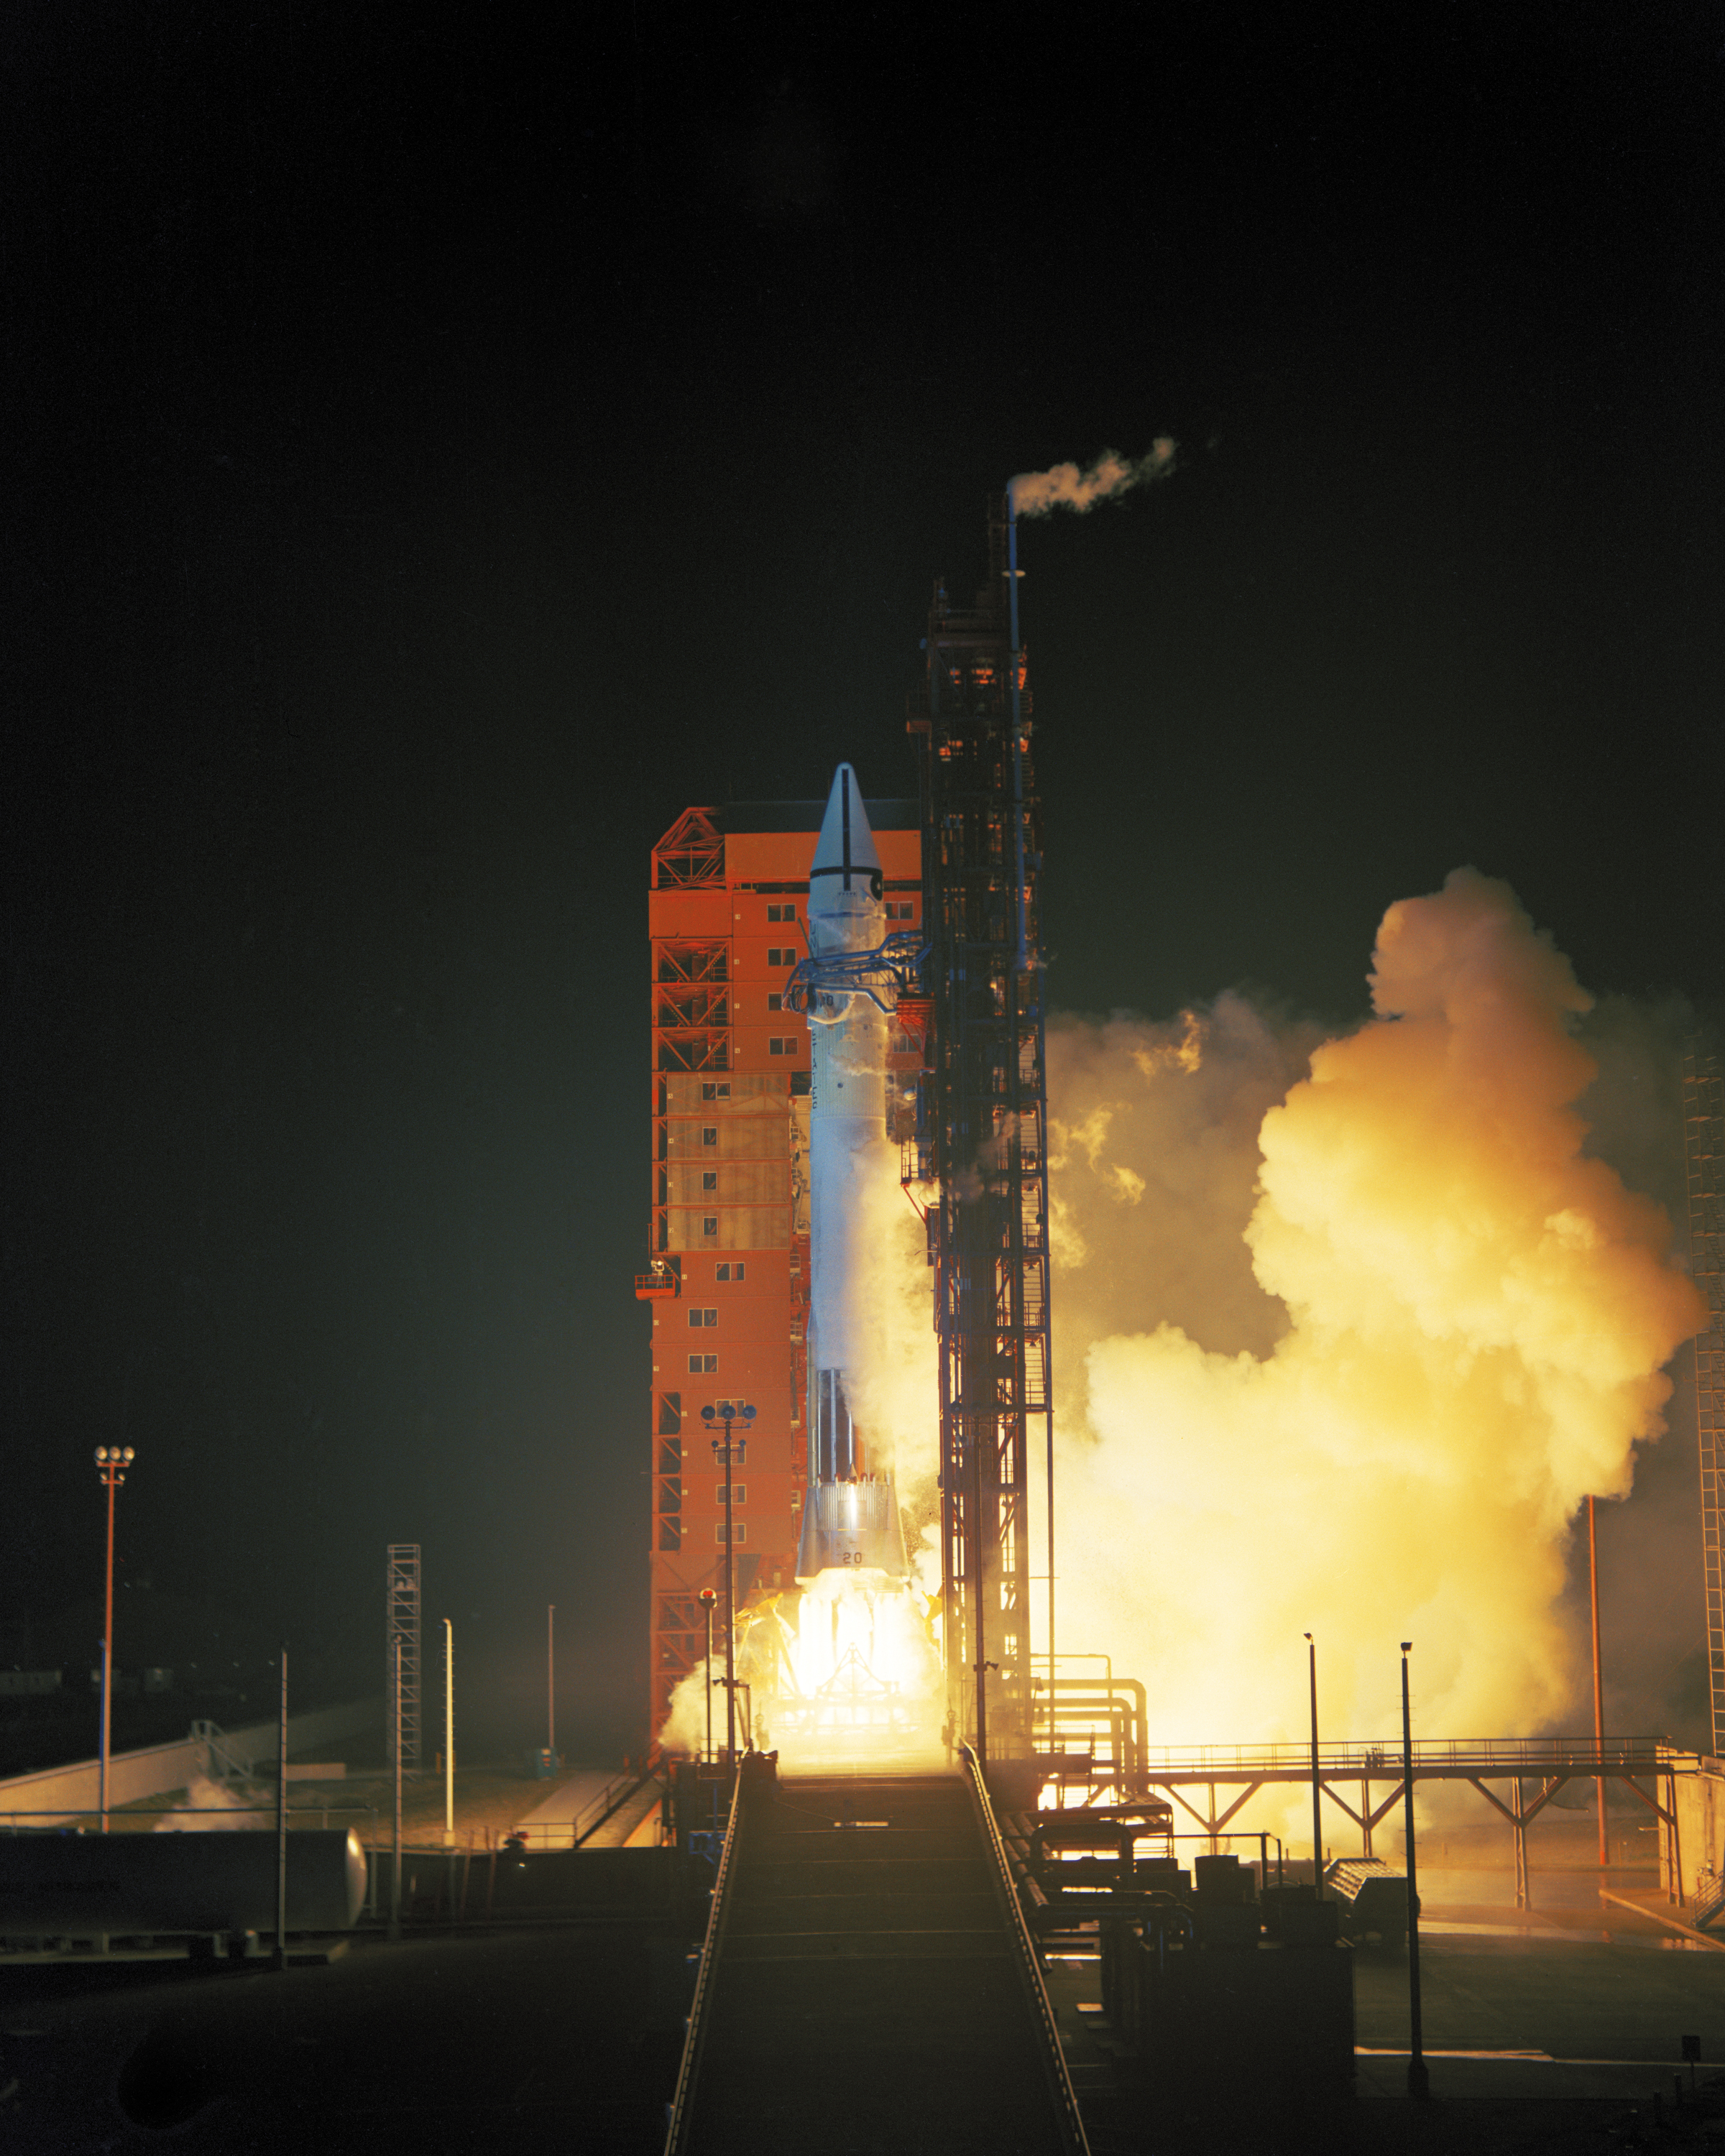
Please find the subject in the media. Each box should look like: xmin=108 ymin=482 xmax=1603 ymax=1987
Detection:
xmin=190 ymin=1718 xmax=258 ymax=1783
xmin=1136 ymin=1736 xmax=1685 ymax=1774
xmin=571 ymin=1766 xmax=653 ymax=1847
xmin=662 ymin=1762 xmax=745 ymax=2156
xmin=961 ymin=1745 xmax=1092 ymax=2156
xmin=1693 ymin=1868 xmax=1725 ymax=1933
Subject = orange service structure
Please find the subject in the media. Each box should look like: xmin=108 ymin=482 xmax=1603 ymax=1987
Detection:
xmin=641 ymin=796 xmax=923 ymax=1736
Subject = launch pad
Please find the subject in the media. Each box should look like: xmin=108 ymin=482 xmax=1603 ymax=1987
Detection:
xmin=645 ymin=497 xmax=1057 ymax=1789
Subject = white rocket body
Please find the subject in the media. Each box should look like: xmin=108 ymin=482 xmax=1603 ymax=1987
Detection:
xmin=795 ymin=765 xmax=909 ymax=1581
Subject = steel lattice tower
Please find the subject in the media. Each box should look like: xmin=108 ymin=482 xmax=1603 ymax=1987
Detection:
xmin=386 ymin=1543 xmax=422 ymax=1779
xmin=910 ymin=499 xmax=1053 ymax=1764
xmin=1685 ymin=1047 xmax=1725 ymax=1759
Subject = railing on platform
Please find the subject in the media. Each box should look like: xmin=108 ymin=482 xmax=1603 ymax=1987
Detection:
xmin=1124 ymin=1734 xmax=1692 ymax=1914
xmin=1136 ymin=1736 xmax=1683 ymax=1776
xmin=508 ymin=1770 xmax=656 ymax=1851
xmin=663 ymin=1761 xmax=743 ymax=2156
xmin=1693 ymin=1867 xmax=1725 ymax=1933
xmin=962 ymin=1744 xmax=1092 ymax=2156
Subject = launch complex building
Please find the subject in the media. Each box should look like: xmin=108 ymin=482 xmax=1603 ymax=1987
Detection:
xmin=635 ymin=496 xmax=1721 ymax=1880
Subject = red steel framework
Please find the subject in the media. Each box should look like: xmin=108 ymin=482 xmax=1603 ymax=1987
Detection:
xmin=909 ymin=498 xmax=1052 ymax=1764
xmin=1685 ymin=1042 xmax=1725 ymax=1759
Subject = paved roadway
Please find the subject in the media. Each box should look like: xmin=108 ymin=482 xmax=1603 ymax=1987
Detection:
xmin=9 ymin=1871 xmax=1725 ymax=2151
xmin=0 ymin=1926 xmax=689 ymax=2152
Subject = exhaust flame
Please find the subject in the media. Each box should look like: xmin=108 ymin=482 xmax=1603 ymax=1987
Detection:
xmin=773 ymin=1570 xmax=944 ymax=1765
xmin=658 ymin=1575 xmax=944 ymax=1767
xmin=1049 ymin=869 xmax=1704 ymax=1747
xmin=1009 ymin=439 xmax=1177 ymax=517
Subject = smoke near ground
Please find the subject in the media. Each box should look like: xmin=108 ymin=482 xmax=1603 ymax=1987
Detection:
xmin=1047 ymin=870 xmax=1704 ymax=1750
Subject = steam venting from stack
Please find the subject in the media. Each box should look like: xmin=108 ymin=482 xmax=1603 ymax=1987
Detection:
xmin=1008 ymin=440 xmax=1177 ymax=517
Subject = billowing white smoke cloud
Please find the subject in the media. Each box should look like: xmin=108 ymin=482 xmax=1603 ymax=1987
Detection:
xmin=838 ymin=1128 xmax=941 ymax=1540
xmin=1049 ymin=870 xmax=1704 ymax=1746
xmin=153 ymin=1772 xmax=266 ymax=1828
xmin=1009 ymin=440 xmax=1177 ymax=517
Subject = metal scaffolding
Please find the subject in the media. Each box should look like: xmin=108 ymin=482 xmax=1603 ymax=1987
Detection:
xmin=386 ymin=1543 xmax=422 ymax=1779
xmin=1685 ymin=1044 xmax=1725 ymax=1759
xmin=910 ymin=498 xmax=1053 ymax=1763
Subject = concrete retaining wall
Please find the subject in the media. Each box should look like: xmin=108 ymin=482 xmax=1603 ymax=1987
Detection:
xmin=1675 ymin=1757 xmax=1725 ymax=1895
xmin=0 ymin=1699 xmax=380 ymax=1826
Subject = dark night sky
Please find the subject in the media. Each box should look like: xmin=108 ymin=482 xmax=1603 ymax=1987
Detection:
xmin=4 ymin=5 xmax=1723 ymax=1755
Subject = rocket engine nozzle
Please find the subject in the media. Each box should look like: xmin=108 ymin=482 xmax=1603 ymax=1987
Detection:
xmin=795 ymin=1477 xmax=910 ymax=1583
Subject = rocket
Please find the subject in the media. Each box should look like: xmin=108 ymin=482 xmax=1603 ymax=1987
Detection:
xmin=794 ymin=764 xmax=911 ymax=1582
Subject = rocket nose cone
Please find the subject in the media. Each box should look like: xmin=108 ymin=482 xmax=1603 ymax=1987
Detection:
xmin=811 ymin=763 xmax=883 ymax=888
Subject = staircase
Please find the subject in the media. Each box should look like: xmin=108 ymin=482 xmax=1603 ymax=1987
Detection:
xmin=669 ymin=1768 xmax=1087 ymax=2155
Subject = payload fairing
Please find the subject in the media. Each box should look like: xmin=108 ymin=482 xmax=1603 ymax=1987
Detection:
xmin=794 ymin=765 xmax=911 ymax=1582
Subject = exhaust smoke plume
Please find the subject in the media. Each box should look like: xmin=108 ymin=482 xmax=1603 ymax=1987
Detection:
xmin=1048 ymin=869 xmax=1704 ymax=1748
xmin=1009 ymin=440 xmax=1177 ymax=517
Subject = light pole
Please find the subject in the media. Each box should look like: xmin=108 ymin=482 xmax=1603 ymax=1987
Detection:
xmin=443 ymin=1618 xmax=455 ymax=1846
xmin=702 ymin=1401 xmax=755 ymax=1762
xmin=1588 ymin=1494 xmax=1608 ymax=1869
xmin=94 ymin=1446 xmax=135 ymax=1834
xmin=546 ymin=1604 xmax=556 ymax=1764
xmin=1304 ymin=1631 xmax=1323 ymax=1897
xmin=274 ymin=1644 xmax=289 ymax=1971
xmin=1401 ymin=1642 xmax=1429 ymax=2101
xmin=698 ymin=1589 xmax=717 ymax=1764
xmin=390 ymin=1633 xmax=403 ymax=1941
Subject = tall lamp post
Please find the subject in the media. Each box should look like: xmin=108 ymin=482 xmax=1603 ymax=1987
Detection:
xmin=1588 ymin=1495 xmax=1608 ymax=1869
xmin=443 ymin=1618 xmax=455 ymax=1846
xmin=698 ymin=1589 xmax=717 ymax=1765
xmin=546 ymin=1604 xmax=556 ymax=1765
xmin=1304 ymin=1631 xmax=1324 ymax=1897
xmin=702 ymin=1402 xmax=755 ymax=1762
xmin=1400 ymin=1642 xmax=1429 ymax=2100
xmin=94 ymin=1446 xmax=136 ymax=1834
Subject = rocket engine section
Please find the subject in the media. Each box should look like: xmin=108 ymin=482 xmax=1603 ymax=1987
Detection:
xmin=794 ymin=764 xmax=910 ymax=1583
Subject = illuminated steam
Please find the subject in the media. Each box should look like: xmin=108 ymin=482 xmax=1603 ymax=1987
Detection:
xmin=1048 ymin=870 xmax=1704 ymax=1746
xmin=1008 ymin=440 xmax=1177 ymax=517
xmin=840 ymin=1132 xmax=941 ymax=1529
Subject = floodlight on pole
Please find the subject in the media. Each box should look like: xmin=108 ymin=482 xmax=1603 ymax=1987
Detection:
xmin=94 ymin=1447 xmax=136 ymax=1835
xmin=1401 ymin=1642 xmax=1429 ymax=2101
xmin=443 ymin=1618 xmax=455 ymax=1845
xmin=1304 ymin=1631 xmax=1323 ymax=1897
